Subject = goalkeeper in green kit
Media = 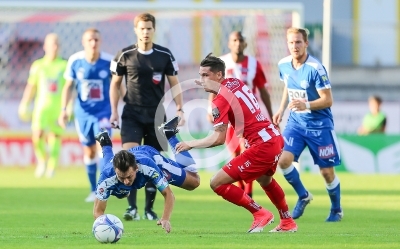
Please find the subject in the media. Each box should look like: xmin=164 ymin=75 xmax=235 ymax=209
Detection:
xmin=18 ymin=33 xmax=68 ymax=178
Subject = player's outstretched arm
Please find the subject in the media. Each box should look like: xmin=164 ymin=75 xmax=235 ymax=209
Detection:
xmin=157 ymin=186 xmax=175 ymax=233
xmin=109 ymin=75 xmax=123 ymax=128
xmin=175 ymin=124 xmax=227 ymax=153
xmin=93 ymin=198 xmax=107 ymax=219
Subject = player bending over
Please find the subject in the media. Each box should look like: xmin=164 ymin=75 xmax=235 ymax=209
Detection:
xmin=93 ymin=117 xmax=200 ymax=233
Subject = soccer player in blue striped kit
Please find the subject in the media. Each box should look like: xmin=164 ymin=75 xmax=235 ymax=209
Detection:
xmin=93 ymin=117 xmax=200 ymax=233
xmin=272 ymin=27 xmax=343 ymax=222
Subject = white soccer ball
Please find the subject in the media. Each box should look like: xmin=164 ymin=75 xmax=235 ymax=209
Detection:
xmin=92 ymin=214 xmax=124 ymax=243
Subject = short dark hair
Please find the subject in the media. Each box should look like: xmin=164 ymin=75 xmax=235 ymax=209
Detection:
xmin=113 ymin=150 xmax=137 ymax=172
xmin=134 ymin=13 xmax=156 ymax=28
xmin=200 ymin=53 xmax=225 ymax=77
xmin=370 ymin=95 xmax=382 ymax=104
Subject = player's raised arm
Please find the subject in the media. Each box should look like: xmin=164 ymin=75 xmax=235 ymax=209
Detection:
xmin=156 ymin=186 xmax=175 ymax=233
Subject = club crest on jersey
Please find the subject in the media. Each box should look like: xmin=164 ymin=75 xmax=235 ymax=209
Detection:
xmin=224 ymin=78 xmax=240 ymax=91
xmin=99 ymin=70 xmax=108 ymax=79
xmin=152 ymin=72 xmax=162 ymax=84
xmin=212 ymin=108 xmax=220 ymax=119
xmin=300 ymin=80 xmax=309 ymax=89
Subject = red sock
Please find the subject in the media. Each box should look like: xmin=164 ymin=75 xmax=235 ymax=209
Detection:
xmin=214 ymin=184 xmax=261 ymax=214
xmin=262 ymin=178 xmax=291 ymax=219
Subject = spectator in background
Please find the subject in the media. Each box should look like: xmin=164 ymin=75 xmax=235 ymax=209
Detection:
xmin=58 ymin=28 xmax=113 ymax=202
xmin=18 ymin=33 xmax=67 ymax=178
xmin=207 ymin=31 xmax=274 ymax=198
xmin=109 ymin=13 xmax=185 ymax=221
xmin=358 ymin=95 xmax=386 ymax=135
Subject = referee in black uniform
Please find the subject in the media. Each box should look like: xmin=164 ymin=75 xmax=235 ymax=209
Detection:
xmin=109 ymin=13 xmax=185 ymax=221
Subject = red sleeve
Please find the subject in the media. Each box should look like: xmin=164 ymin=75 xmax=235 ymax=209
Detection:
xmin=212 ymin=95 xmax=230 ymax=127
xmin=254 ymin=60 xmax=267 ymax=89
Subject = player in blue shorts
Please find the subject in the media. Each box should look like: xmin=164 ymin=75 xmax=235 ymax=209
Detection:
xmin=93 ymin=117 xmax=200 ymax=233
xmin=272 ymin=27 xmax=342 ymax=222
xmin=59 ymin=28 xmax=113 ymax=202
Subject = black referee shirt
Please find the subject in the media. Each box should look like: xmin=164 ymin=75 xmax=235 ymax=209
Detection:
xmin=110 ymin=43 xmax=179 ymax=107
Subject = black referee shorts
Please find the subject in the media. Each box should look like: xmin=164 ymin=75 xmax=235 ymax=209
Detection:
xmin=120 ymin=104 xmax=167 ymax=151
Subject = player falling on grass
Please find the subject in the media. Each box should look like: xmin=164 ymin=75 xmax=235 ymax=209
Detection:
xmin=58 ymin=28 xmax=113 ymax=202
xmin=272 ymin=27 xmax=343 ymax=222
xmin=175 ymin=54 xmax=297 ymax=233
xmin=109 ymin=13 xmax=185 ymax=221
xmin=93 ymin=117 xmax=200 ymax=233
xmin=207 ymin=31 xmax=274 ymax=198
xmin=18 ymin=33 xmax=67 ymax=178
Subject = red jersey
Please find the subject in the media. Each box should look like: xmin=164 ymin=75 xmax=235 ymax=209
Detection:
xmin=220 ymin=54 xmax=267 ymax=93
xmin=212 ymin=78 xmax=280 ymax=147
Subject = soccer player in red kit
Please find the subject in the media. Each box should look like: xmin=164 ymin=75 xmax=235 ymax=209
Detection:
xmin=207 ymin=31 xmax=274 ymax=198
xmin=176 ymin=54 xmax=297 ymax=233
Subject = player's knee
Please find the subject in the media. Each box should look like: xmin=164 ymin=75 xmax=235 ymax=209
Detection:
xmin=184 ymin=173 xmax=200 ymax=191
xmin=278 ymin=156 xmax=292 ymax=169
xmin=210 ymin=174 xmax=226 ymax=192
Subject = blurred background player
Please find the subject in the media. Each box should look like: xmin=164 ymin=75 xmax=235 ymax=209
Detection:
xmin=176 ymin=54 xmax=297 ymax=233
xmin=358 ymin=95 xmax=386 ymax=135
xmin=93 ymin=117 xmax=199 ymax=233
xmin=207 ymin=31 xmax=274 ymax=198
xmin=58 ymin=28 xmax=113 ymax=202
xmin=272 ymin=27 xmax=342 ymax=222
xmin=18 ymin=33 xmax=67 ymax=178
xmin=109 ymin=13 xmax=185 ymax=221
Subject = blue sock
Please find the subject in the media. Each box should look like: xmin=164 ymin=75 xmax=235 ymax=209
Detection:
xmin=100 ymin=146 xmax=114 ymax=171
xmin=168 ymin=136 xmax=195 ymax=168
xmin=84 ymin=157 xmax=97 ymax=192
xmin=326 ymin=176 xmax=341 ymax=212
xmin=282 ymin=165 xmax=308 ymax=199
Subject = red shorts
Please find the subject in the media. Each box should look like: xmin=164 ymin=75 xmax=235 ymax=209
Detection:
xmin=225 ymin=125 xmax=242 ymax=155
xmin=222 ymin=136 xmax=284 ymax=183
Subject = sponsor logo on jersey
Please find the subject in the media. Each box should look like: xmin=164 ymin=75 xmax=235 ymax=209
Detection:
xmin=318 ymin=144 xmax=335 ymax=158
xmin=152 ymin=72 xmax=162 ymax=84
xmin=47 ymin=79 xmax=58 ymax=92
xmin=321 ymin=75 xmax=329 ymax=84
xmin=288 ymin=88 xmax=307 ymax=100
xmin=212 ymin=108 xmax=220 ymax=119
xmin=224 ymin=78 xmax=240 ymax=91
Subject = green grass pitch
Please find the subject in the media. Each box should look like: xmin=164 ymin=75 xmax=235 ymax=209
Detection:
xmin=0 ymin=167 xmax=399 ymax=249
